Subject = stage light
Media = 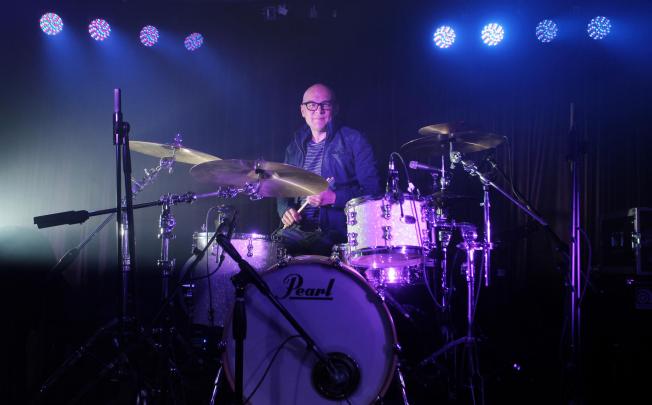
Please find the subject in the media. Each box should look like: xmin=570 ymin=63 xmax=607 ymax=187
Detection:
xmin=39 ymin=13 xmax=63 ymax=36
xmin=587 ymin=16 xmax=611 ymax=40
xmin=140 ymin=25 xmax=159 ymax=47
xmin=433 ymin=26 xmax=456 ymax=49
xmin=89 ymin=19 xmax=111 ymax=41
xmin=184 ymin=33 xmax=204 ymax=51
xmin=481 ymin=23 xmax=504 ymax=46
xmin=536 ymin=19 xmax=558 ymax=43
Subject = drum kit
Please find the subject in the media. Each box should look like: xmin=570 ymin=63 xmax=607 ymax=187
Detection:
xmin=35 ymin=121 xmax=509 ymax=404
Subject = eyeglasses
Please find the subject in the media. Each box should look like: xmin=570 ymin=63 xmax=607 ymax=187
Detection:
xmin=301 ymin=101 xmax=334 ymax=111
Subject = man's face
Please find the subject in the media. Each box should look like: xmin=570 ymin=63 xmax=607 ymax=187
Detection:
xmin=300 ymin=85 xmax=335 ymax=134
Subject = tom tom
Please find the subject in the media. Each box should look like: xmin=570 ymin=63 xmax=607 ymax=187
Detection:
xmin=344 ymin=194 xmax=426 ymax=268
xmin=180 ymin=232 xmax=284 ymax=327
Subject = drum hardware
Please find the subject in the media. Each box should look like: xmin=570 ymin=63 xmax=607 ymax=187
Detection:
xmin=33 ymin=185 xmax=244 ymax=403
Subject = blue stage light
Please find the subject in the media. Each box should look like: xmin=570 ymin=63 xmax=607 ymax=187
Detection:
xmin=481 ymin=23 xmax=504 ymax=46
xmin=40 ymin=13 xmax=63 ymax=36
xmin=89 ymin=19 xmax=111 ymax=41
xmin=140 ymin=25 xmax=159 ymax=47
xmin=587 ymin=16 xmax=611 ymax=40
xmin=536 ymin=20 xmax=558 ymax=43
xmin=433 ymin=26 xmax=456 ymax=49
xmin=184 ymin=33 xmax=204 ymax=51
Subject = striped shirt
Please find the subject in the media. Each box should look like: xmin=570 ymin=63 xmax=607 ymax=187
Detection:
xmin=301 ymin=140 xmax=325 ymax=227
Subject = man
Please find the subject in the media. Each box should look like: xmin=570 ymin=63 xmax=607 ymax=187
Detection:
xmin=274 ymin=83 xmax=381 ymax=256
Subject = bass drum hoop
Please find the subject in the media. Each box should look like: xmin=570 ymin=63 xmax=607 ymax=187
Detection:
xmin=221 ymin=255 xmax=398 ymax=404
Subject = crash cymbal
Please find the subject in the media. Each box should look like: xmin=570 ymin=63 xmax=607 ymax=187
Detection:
xmin=417 ymin=122 xmax=467 ymax=136
xmin=401 ymin=130 xmax=505 ymax=156
xmin=130 ymin=141 xmax=220 ymax=165
xmin=190 ymin=159 xmax=328 ymax=198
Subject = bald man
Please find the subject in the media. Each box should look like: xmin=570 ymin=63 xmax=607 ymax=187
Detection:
xmin=274 ymin=83 xmax=381 ymax=256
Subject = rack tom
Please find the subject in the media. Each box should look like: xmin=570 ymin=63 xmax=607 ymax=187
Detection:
xmin=344 ymin=194 xmax=426 ymax=268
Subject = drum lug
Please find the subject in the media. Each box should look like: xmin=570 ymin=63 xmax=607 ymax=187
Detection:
xmin=346 ymin=209 xmax=357 ymax=225
xmin=382 ymin=226 xmax=392 ymax=241
xmin=381 ymin=202 xmax=391 ymax=219
xmin=246 ymin=237 xmax=254 ymax=257
xmin=347 ymin=232 xmax=358 ymax=246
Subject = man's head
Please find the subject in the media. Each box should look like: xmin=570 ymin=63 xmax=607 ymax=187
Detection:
xmin=300 ymin=83 xmax=337 ymax=135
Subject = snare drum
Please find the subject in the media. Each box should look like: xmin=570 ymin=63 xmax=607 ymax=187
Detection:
xmin=222 ymin=256 xmax=398 ymax=404
xmin=345 ymin=194 xmax=426 ymax=268
xmin=180 ymin=232 xmax=284 ymax=327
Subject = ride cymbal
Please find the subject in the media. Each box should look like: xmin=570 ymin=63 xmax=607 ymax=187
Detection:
xmin=190 ymin=159 xmax=328 ymax=198
xmin=401 ymin=130 xmax=505 ymax=156
xmin=130 ymin=141 xmax=220 ymax=165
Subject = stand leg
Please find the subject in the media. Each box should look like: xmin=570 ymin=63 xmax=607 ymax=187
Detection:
xmin=209 ymin=365 xmax=223 ymax=405
xmin=233 ymin=285 xmax=247 ymax=405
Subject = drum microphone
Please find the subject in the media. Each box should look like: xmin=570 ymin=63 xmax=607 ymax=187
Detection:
xmin=408 ymin=160 xmax=440 ymax=172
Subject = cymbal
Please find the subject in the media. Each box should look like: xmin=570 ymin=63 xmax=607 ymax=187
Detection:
xmin=418 ymin=122 xmax=467 ymax=136
xmin=130 ymin=141 xmax=220 ymax=165
xmin=190 ymin=159 xmax=328 ymax=198
xmin=401 ymin=130 xmax=505 ymax=155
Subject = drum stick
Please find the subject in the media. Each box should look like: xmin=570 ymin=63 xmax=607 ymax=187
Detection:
xmin=283 ymin=177 xmax=333 ymax=229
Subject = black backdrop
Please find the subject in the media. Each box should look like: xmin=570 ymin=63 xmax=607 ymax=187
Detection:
xmin=1 ymin=0 xmax=651 ymax=403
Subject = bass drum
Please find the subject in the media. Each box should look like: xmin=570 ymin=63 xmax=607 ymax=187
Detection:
xmin=222 ymin=256 xmax=398 ymax=404
xmin=180 ymin=232 xmax=283 ymax=328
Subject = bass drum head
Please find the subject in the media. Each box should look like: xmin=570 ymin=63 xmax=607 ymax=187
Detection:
xmin=222 ymin=256 xmax=397 ymax=404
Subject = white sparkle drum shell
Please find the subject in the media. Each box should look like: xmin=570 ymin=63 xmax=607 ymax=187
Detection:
xmin=180 ymin=232 xmax=281 ymax=327
xmin=345 ymin=194 xmax=426 ymax=268
xmin=222 ymin=256 xmax=398 ymax=405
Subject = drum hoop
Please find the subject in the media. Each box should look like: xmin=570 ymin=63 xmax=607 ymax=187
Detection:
xmin=193 ymin=232 xmax=273 ymax=242
xmin=345 ymin=193 xmax=423 ymax=209
xmin=349 ymin=246 xmax=424 ymax=257
xmin=221 ymin=254 xmax=399 ymax=403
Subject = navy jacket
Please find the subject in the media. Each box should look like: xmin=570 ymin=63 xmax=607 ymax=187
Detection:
xmin=277 ymin=123 xmax=382 ymax=237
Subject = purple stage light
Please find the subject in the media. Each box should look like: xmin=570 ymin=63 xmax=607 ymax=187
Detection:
xmin=89 ymin=19 xmax=111 ymax=41
xmin=140 ymin=25 xmax=159 ymax=47
xmin=184 ymin=33 xmax=204 ymax=51
xmin=40 ymin=13 xmax=63 ymax=36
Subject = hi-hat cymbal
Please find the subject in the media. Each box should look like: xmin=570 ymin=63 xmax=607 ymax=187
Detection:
xmin=401 ymin=130 xmax=505 ymax=156
xmin=130 ymin=141 xmax=220 ymax=165
xmin=190 ymin=159 xmax=328 ymax=198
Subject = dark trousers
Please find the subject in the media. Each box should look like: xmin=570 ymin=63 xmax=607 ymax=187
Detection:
xmin=272 ymin=225 xmax=346 ymax=257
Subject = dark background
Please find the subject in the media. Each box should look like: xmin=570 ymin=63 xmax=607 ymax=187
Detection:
xmin=1 ymin=0 xmax=651 ymax=403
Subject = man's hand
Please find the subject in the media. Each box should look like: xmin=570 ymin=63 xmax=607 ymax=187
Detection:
xmin=307 ymin=189 xmax=336 ymax=207
xmin=281 ymin=208 xmax=302 ymax=227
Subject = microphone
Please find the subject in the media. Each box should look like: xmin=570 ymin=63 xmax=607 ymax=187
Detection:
xmin=409 ymin=160 xmax=440 ymax=172
xmin=386 ymin=155 xmax=395 ymax=193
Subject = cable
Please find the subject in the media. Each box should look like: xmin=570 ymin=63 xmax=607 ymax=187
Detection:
xmin=243 ymin=335 xmax=302 ymax=403
xmin=422 ymin=260 xmax=443 ymax=309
